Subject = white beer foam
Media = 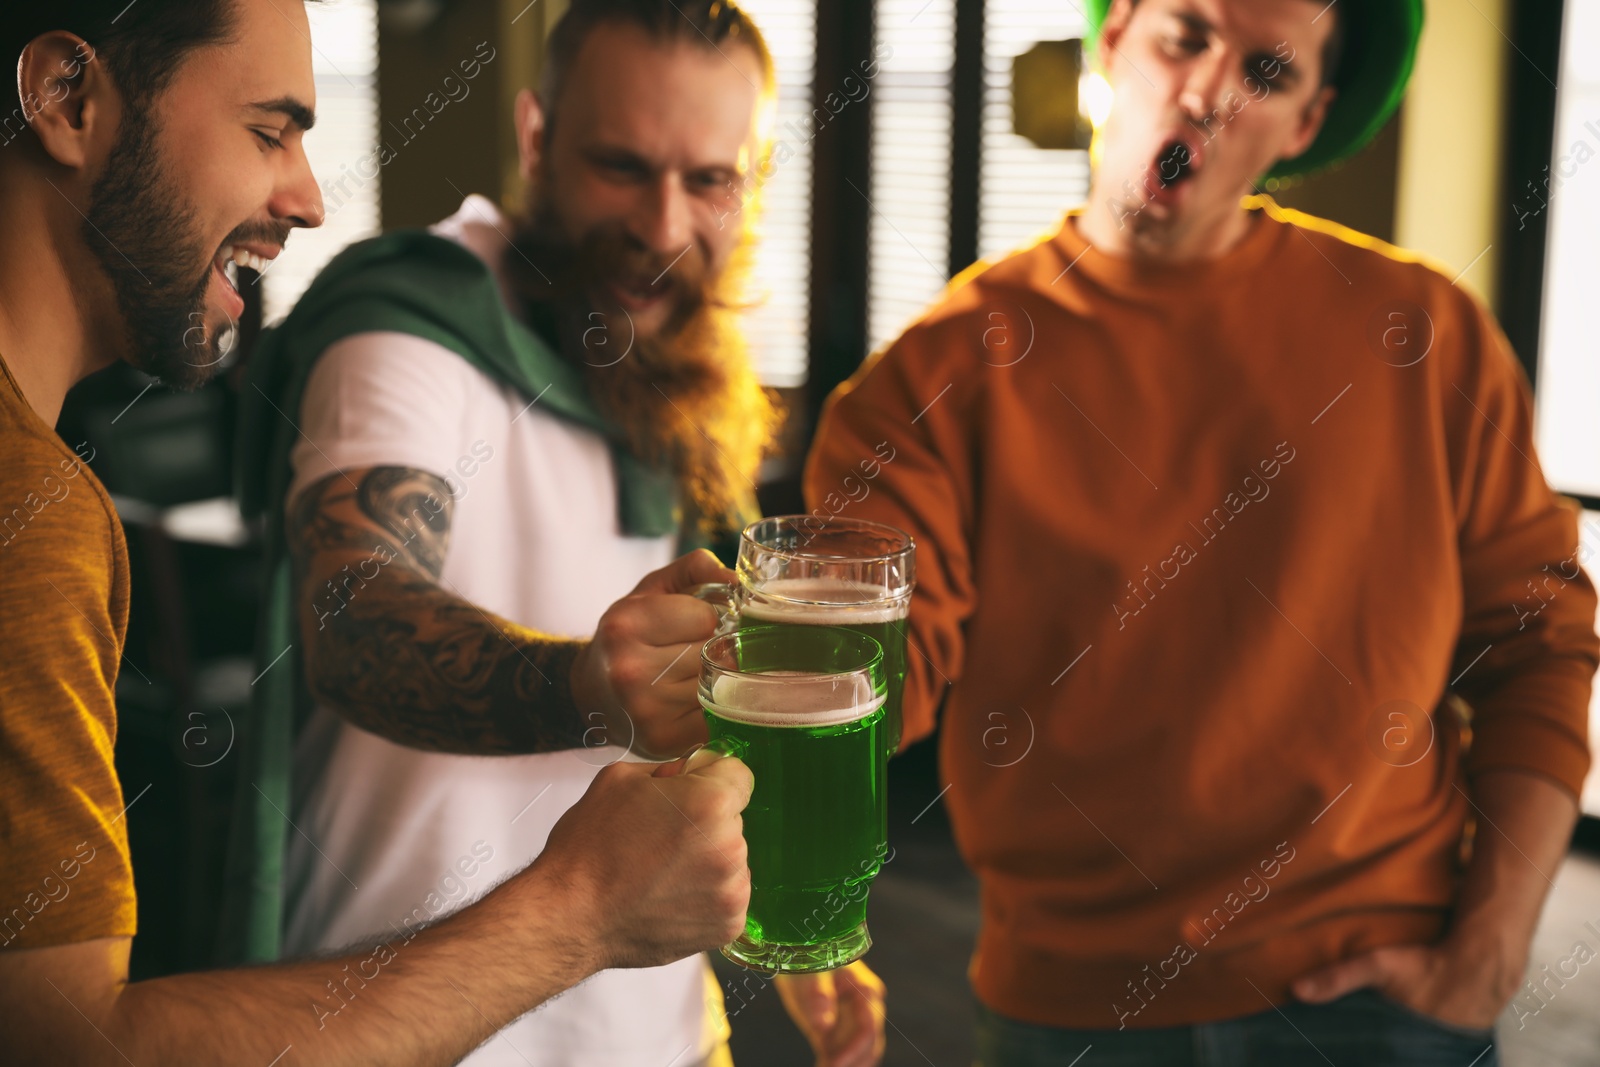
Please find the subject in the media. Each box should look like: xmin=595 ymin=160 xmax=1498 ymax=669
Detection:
xmin=742 ymin=577 xmax=909 ymax=625
xmin=707 ymin=670 xmax=885 ymax=728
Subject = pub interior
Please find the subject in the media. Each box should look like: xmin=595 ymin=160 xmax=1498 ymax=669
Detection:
xmin=3 ymin=1 xmax=1599 ymax=1065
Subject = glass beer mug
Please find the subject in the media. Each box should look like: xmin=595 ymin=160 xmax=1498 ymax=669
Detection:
xmin=696 ymin=515 xmax=916 ymax=755
xmin=699 ymin=624 xmax=889 ymax=973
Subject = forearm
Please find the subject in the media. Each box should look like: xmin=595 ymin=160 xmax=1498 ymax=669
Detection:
xmin=14 ymin=870 xmax=598 ymax=1067
xmin=291 ymin=467 xmax=590 ymax=755
xmin=1445 ymin=768 xmax=1578 ymax=997
xmin=306 ymin=556 xmax=589 ymax=754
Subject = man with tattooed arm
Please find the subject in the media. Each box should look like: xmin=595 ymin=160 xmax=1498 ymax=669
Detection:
xmin=232 ymin=2 xmax=885 ymax=1065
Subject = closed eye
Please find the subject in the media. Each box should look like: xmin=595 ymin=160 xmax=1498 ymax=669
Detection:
xmin=1249 ymin=53 xmax=1300 ymax=88
xmin=253 ymin=128 xmax=285 ymax=151
xmin=1163 ymin=33 xmax=1207 ymax=58
xmin=687 ymin=169 xmax=738 ymax=195
xmin=589 ymin=152 xmax=651 ymax=181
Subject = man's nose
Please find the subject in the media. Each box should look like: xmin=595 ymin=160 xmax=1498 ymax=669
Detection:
xmin=269 ymin=139 xmax=326 ymax=231
xmin=630 ymin=175 xmax=693 ymax=257
xmin=1177 ymin=48 xmax=1234 ymax=123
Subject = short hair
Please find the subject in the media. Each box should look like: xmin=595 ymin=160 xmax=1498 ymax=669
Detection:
xmin=538 ymin=0 xmax=776 ymax=117
xmin=2 ymin=2 xmax=244 ymax=110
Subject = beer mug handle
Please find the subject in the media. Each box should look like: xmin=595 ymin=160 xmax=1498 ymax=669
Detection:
xmin=699 ymin=735 xmax=748 ymax=761
xmin=690 ymin=581 xmax=740 ymax=637
xmin=666 ymin=736 xmax=748 ymax=774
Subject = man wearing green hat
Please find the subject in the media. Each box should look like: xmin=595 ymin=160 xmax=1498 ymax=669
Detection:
xmin=807 ymin=0 xmax=1595 ymax=1063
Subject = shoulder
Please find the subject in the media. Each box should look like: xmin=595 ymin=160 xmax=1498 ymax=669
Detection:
xmin=1257 ymin=197 xmax=1503 ymax=367
xmin=296 ymin=330 xmax=511 ymax=445
xmin=308 ymin=330 xmax=484 ymax=395
xmin=0 ymin=435 xmax=123 ymax=681
xmin=0 ymin=355 xmax=122 ymax=583
xmin=0 ymin=429 xmax=118 ymax=566
xmin=845 ymin=228 xmax=1069 ymax=401
xmin=916 ymin=227 xmax=1069 ymax=337
xmin=1260 ymin=198 xmax=1477 ymax=301
xmin=1258 ymin=206 xmax=1529 ymax=458
xmin=289 ymin=332 xmax=488 ymax=499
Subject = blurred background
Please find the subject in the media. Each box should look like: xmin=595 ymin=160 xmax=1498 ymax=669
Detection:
xmin=57 ymin=0 xmax=1599 ymax=1063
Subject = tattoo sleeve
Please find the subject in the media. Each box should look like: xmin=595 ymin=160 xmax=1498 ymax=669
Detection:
xmin=287 ymin=466 xmax=589 ymax=755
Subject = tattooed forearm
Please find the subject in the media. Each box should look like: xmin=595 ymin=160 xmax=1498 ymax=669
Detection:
xmin=288 ymin=467 xmax=588 ymax=756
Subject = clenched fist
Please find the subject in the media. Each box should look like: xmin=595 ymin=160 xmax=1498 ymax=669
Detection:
xmin=534 ymin=746 xmax=754 ymax=970
xmin=571 ymin=549 xmax=733 ymax=759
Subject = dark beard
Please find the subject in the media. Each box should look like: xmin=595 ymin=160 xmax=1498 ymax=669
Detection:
xmin=501 ymin=197 xmax=776 ymax=530
xmin=83 ymin=110 xmax=282 ymax=389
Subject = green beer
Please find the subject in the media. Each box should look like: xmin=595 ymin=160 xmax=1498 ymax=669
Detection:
xmin=737 ymin=577 xmax=909 ymax=755
xmin=699 ymin=625 xmax=888 ymax=974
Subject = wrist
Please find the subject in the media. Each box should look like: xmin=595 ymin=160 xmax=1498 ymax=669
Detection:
xmin=1441 ymin=922 xmax=1527 ymax=1001
xmin=568 ymin=640 xmax=597 ymax=719
xmin=565 ymin=640 xmax=636 ymax=753
xmin=542 ymin=639 xmax=590 ymax=748
xmin=511 ymin=857 xmax=610 ymax=980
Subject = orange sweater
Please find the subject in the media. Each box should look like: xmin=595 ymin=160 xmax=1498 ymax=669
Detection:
xmin=805 ymin=197 xmax=1598 ymax=1029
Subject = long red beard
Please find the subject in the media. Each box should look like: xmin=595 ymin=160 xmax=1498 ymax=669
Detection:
xmin=502 ymin=203 xmax=778 ymax=532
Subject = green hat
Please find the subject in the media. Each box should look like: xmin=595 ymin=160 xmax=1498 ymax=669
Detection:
xmin=1084 ymin=0 xmax=1424 ymax=179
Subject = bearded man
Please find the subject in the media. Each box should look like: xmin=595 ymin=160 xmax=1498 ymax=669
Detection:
xmin=231 ymin=2 xmax=883 ymax=1065
xmin=0 ymin=3 xmax=755 ymax=1066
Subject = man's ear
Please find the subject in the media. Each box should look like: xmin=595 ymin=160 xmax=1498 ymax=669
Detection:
xmin=17 ymin=31 xmax=114 ymax=170
xmin=1097 ymin=0 xmax=1140 ymax=66
xmin=514 ymin=88 xmax=547 ymax=185
xmin=1281 ymin=85 xmax=1336 ymax=163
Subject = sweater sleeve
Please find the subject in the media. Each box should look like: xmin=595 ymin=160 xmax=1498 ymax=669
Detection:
xmin=803 ymin=330 xmax=979 ymax=749
xmin=1447 ymin=297 xmax=1598 ymax=798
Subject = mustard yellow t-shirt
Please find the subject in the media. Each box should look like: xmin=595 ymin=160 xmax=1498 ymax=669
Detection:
xmin=0 ymin=352 xmax=137 ymax=950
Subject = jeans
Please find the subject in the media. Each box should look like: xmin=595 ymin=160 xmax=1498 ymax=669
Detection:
xmin=975 ymin=991 xmax=1497 ymax=1067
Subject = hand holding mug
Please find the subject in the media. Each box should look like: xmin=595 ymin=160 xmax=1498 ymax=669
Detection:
xmin=571 ymin=550 xmax=732 ymax=759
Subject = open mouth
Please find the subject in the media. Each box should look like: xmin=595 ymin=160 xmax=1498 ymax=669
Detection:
xmin=208 ymin=242 xmax=281 ymax=322
xmin=1155 ymin=138 xmax=1200 ymax=190
xmin=212 ymin=243 xmax=276 ymax=296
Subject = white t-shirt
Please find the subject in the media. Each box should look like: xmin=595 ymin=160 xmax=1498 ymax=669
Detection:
xmin=281 ymin=197 xmax=719 ymax=1066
